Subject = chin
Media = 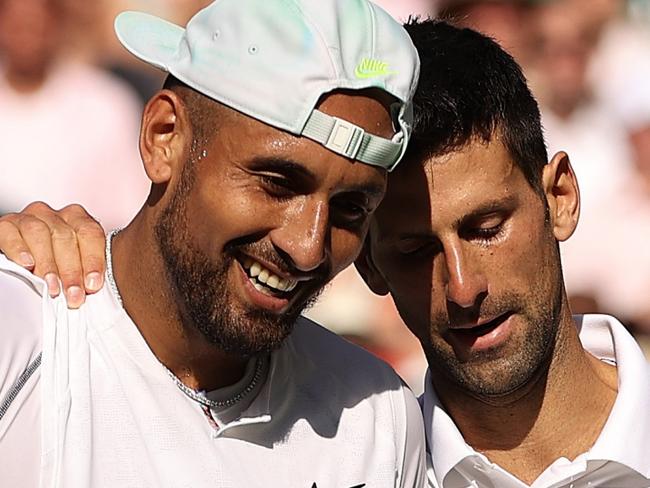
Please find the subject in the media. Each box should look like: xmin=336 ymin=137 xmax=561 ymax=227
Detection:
xmin=182 ymin=290 xmax=305 ymax=356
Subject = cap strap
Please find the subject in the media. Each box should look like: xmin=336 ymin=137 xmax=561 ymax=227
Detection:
xmin=302 ymin=110 xmax=402 ymax=170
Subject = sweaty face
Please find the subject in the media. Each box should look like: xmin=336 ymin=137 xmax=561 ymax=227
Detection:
xmin=156 ymin=92 xmax=392 ymax=356
xmin=369 ymin=138 xmax=564 ymax=398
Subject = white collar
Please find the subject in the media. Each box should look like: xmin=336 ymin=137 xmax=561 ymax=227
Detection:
xmin=578 ymin=314 xmax=650 ymax=477
xmin=422 ymin=314 xmax=650 ymax=487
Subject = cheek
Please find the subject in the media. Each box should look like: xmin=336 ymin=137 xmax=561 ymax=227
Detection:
xmin=489 ymin=218 xmax=558 ymax=293
xmin=184 ymin=179 xmax=278 ymax=253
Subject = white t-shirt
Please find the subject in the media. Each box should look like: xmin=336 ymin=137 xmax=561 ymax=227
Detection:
xmin=421 ymin=314 xmax=650 ymax=488
xmin=0 ymin=255 xmax=426 ymax=487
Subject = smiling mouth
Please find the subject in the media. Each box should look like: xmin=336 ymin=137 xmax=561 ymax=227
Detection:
xmin=240 ymin=257 xmax=299 ymax=298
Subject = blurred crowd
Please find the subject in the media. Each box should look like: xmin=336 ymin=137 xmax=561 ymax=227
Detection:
xmin=1 ymin=0 xmax=649 ymax=393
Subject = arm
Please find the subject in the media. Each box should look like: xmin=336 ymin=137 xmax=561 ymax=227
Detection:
xmin=0 ymin=202 xmax=107 ymax=308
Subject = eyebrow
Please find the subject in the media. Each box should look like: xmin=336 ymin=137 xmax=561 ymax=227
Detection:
xmin=249 ymin=157 xmax=385 ymax=200
xmin=249 ymin=157 xmax=317 ymax=182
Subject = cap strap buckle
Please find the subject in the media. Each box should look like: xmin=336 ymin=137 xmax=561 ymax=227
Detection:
xmin=326 ymin=118 xmax=365 ymax=160
xmin=302 ymin=109 xmax=404 ymax=171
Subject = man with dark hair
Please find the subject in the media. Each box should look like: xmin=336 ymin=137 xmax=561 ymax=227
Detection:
xmin=0 ymin=1 xmax=426 ymax=486
xmin=4 ymin=18 xmax=650 ymax=488
xmin=356 ymin=20 xmax=649 ymax=487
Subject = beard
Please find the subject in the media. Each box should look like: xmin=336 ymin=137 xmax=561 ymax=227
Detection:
xmin=426 ymin=272 xmax=564 ymax=399
xmin=153 ymin=158 xmax=327 ymax=357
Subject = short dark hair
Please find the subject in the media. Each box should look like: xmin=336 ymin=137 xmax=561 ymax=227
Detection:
xmin=404 ymin=19 xmax=548 ymax=194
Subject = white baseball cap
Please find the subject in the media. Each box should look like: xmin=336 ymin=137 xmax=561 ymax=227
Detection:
xmin=114 ymin=0 xmax=420 ymax=171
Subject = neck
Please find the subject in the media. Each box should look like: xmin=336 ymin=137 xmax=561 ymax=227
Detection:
xmin=111 ymin=215 xmax=248 ymax=392
xmin=434 ymin=307 xmax=618 ymax=484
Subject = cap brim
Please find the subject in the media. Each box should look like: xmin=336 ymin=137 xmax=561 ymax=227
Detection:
xmin=114 ymin=11 xmax=184 ymax=72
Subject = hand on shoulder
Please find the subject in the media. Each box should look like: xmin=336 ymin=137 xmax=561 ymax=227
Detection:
xmin=0 ymin=201 xmax=107 ymax=308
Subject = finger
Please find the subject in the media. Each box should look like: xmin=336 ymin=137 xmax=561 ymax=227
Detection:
xmin=18 ymin=202 xmax=87 ymax=308
xmin=0 ymin=216 xmax=37 ymax=269
xmin=5 ymin=213 xmax=63 ymax=298
xmin=49 ymin=220 xmax=86 ymax=309
xmin=59 ymin=204 xmax=107 ymax=294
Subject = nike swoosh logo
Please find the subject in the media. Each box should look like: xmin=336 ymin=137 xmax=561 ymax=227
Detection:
xmin=354 ymin=58 xmax=397 ymax=79
xmin=354 ymin=66 xmax=396 ymax=78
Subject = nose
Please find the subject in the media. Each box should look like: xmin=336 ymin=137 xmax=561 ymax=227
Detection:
xmin=442 ymin=240 xmax=488 ymax=308
xmin=269 ymin=198 xmax=329 ymax=273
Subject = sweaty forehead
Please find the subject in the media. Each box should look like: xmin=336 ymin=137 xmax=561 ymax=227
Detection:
xmin=207 ymin=90 xmax=391 ymax=194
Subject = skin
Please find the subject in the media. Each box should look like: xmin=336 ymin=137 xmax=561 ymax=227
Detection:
xmin=356 ymin=135 xmax=618 ymax=483
xmin=0 ymin=86 xmax=394 ymax=393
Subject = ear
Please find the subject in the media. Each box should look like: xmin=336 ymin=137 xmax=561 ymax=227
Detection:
xmin=354 ymin=234 xmax=390 ymax=296
xmin=542 ymin=151 xmax=580 ymax=242
xmin=139 ymin=90 xmax=192 ymax=184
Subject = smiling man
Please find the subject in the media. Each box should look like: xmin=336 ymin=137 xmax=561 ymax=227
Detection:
xmin=0 ymin=1 xmax=425 ymax=486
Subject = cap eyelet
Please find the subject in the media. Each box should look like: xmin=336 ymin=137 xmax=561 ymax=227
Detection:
xmin=212 ymin=30 xmax=220 ymax=41
xmin=248 ymin=45 xmax=259 ymax=55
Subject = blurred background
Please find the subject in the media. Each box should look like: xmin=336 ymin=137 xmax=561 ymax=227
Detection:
xmin=1 ymin=0 xmax=648 ymax=393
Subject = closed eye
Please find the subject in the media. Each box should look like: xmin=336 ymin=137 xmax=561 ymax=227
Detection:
xmin=468 ymin=224 xmax=505 ymax=244
xmin=330 ymin=196 xmax=372 ymax=229
xmin=462 ymin=217 xmax=507 ymax=246
xmin=250 ymin=158 xmax=316 ymax=198
xmin=259 ymin=174 xmax=298 ymax=198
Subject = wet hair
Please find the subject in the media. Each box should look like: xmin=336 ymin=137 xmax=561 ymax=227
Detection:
xmin=404 ymin=19 xmax=548 ymax=194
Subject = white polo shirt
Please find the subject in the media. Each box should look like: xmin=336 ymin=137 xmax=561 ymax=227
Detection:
xmin=421 ymin=314 xmax=650 ymax=488
xmin=0 ymin=255 xmax=426 ymax=487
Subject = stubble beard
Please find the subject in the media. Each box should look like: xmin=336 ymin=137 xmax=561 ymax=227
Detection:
xmin=428 ymin=272 xmax=564 ymax=400
xmin=153 ymin=160 xmax=325 ymax=357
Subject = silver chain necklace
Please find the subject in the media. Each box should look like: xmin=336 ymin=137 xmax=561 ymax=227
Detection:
xmin=105 ymin=229 xmax=264 ymax=409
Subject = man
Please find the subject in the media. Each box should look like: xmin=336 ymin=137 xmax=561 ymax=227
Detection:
xmin=5 ymin=19 xmax=650 ymax=488
xmin=356 ymin=20 xmax=649 ymax=487
xmin=0 ymin=1 xmax=426 ymax=487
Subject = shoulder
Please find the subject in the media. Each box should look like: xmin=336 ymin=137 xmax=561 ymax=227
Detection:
xmin=0 ymin=254 xmax=48 ymax=319
xmin=283 ymin=315 xmax=423 ymax=427
xmin=279 ymin=316 xmax=426 ymax=484
xmin=0 ymin=255 xmax=45 ymax=405
xmin=288 ymin=315 xmax=406 ymax=388
xmin=0 ymin=254 xmax=46 ymax=338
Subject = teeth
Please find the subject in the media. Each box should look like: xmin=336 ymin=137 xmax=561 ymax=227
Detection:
xmin=284 ymin=281 xmax=297 ymax=292
xmin=266 ymin=275 xmax=280 ymax=289
xmin=258 ymin=269 xmax=270 ymax=284
xmin=243 ymin=257 xmax=299 ymax=294
xmin=249 ymin=262 xmax=262 ymax=278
